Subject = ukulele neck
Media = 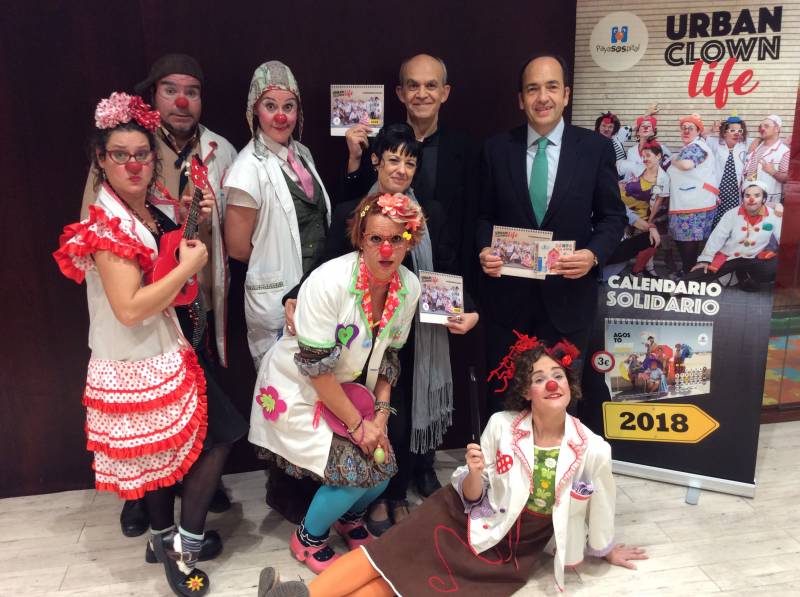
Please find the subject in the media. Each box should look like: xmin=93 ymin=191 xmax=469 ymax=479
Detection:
xmin=183 ymin=186 xmax=203 ymax=240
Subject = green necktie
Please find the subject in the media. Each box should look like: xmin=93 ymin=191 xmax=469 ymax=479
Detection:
xmin=529 ymin=136 xmax=549 ymax=224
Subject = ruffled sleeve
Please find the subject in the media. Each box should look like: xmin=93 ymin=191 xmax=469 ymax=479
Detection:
xmin=53 ymin=204 xmax=155 ymax=283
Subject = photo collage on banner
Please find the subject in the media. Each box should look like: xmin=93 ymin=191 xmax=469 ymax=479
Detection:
xmin=573 ymin=1 xmax=798 ymax=492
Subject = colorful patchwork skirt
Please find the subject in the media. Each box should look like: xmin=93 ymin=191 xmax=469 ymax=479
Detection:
xmin=669 ymin=209 xmax=717 ymax=241
xmin=260 ymin=435 xmax=397 ymax=488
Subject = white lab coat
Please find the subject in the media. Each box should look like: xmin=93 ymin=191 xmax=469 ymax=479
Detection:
xmin=667 ymin=137 xmax=719 ymax=214
xmin=225 ymin=138 xmax=332 ymax=364
xmin=451 ymin=411 xmax=615 ymax=592
xmin=248 ymin=252 xmax=421 ymax=477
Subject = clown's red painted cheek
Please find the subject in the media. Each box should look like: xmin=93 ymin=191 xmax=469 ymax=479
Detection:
xmin=125 ymin=161 xmax=143 ymax=174
xmin=175 ymin=96 xmax=189 ymax=109
xmin=379 ymin=244 xmax=394 ymax=259
xmin=545 ymin=380 xmax=558 ymax=392
xmin=273 ymin=112 xmax=288 ymax=125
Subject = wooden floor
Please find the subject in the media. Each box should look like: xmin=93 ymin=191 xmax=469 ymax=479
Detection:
xmin=2 ymin=421 xmax=800 ymax=596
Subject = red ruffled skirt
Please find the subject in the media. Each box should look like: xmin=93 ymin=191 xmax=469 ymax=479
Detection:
xmin=85 ymin=348 xmax=207 ymax=499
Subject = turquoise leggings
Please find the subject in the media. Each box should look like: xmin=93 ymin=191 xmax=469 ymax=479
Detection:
xmin=304 ymin=480 xmax=390 ymax=537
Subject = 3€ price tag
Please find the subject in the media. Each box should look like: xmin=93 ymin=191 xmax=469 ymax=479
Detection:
xmin=603 ymin=402 xmax=719 ymax=444
xmin=591 ymin=350 xmax=615 ymax=373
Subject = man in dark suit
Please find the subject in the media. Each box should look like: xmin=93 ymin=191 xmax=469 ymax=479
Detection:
xmin=477 ymin=54 xmax=626 ymax=413
xmin=340 ymin=55 xmax=481 ymax=501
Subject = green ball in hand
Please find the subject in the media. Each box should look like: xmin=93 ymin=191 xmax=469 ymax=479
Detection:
xmin=373 ymin=447 xmax=386 ymax=464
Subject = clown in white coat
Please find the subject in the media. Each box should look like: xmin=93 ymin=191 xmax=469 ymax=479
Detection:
xmin=254 ymin=336 xmax=648 ymax=597
xmin=225 ymin=61 xmax=332 ymax=365
xmin=688 ymin=180 xmax=782 ymax=287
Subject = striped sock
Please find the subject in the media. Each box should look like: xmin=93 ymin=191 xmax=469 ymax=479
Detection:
xmin=178 ymin=526 xmax=204 ymax=555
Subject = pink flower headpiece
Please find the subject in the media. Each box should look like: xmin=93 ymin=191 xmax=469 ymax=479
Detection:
xmin=94 ymin=92 xmax=161 ymax=132
xmin=487 ymin=330 xmax=580 ymax=393
xmin=375 ymin=193 xmax=422 ymax=231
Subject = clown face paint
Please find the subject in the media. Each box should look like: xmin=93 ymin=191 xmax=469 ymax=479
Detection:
xmin=360 ymin=214 xmax=409 ymax=283
xmin=256 ymin=89 xmax=298 ymax=146
xmin=526 ymin=355 xmax=571 ymax=413
xmin=99 ymin=130 xmax=155 ymax=199
xmin=743 ymin=185 xmax=766 ymax=215
xmin=154 ymin=75 xmax=201 ymax=139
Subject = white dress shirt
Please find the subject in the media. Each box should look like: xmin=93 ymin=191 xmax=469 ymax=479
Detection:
xmin=526 ymin=118 xmax=564 ymax=208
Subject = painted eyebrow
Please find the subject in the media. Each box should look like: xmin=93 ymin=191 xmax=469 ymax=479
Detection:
xmin=532 ymin=366 xmax=564 ymax=375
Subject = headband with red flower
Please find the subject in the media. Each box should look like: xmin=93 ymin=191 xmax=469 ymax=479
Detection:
xmin=361 ymin=193 xmax=423 ymax=239
xmin=94 ymin=92 xmax=161 ymax=132
xmin=487 ymin=330 xmax=580 ymax=393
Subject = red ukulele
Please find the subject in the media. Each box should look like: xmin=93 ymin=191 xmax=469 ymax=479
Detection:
xmin=147 ymin=154 xmax=209 ymax=306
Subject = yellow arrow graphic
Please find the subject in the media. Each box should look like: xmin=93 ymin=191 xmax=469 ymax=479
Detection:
xmin=603 ymin=402 xmax=719 ymax=443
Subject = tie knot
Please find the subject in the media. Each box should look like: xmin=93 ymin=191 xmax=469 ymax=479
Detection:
xmin=537 ymin=137 xmax=549 ymax=150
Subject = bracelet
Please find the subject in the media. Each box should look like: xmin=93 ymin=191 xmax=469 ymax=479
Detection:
xmin=647 ymin=223 xmax=656 ymax=229
xmin=374 ymin=401 xmax=397 ymax=416
xmin=346 ymin=417 xmax=363 ymax=435
xmin=347 ymin=417 xmax=365 ymax=444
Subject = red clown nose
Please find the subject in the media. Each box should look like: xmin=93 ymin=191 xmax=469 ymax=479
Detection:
xmin=545 ymin=380 xmax=559 ymax=392
xmin=125 ymin=161 xmax=144 ymax=174
xmin=273 ymin=112 xmax=288 ymax=125
xmin=379 ymin=243 xmax=394 ymax=259
xmin=175 ymin=96 xmax=189 ymax=109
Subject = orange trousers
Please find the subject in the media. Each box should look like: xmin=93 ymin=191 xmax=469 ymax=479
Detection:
xmin=308 ymin=548 xmax=394 ymax=597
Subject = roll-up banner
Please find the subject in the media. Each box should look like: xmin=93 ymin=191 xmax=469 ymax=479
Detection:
xmin=573 ymin=1 xmax=798 ymax=496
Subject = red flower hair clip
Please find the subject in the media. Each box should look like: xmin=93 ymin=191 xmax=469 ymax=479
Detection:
xmin=95 ymin=92 xmax=161 ymax=132
xmin=376 ymin=193 xmax=423 ymax=231
xmin=487 ymin=331 xmax=580 ymax=393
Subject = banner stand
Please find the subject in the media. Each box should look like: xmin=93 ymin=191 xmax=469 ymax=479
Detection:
xmin=613 ymin=460 xmax=756 ymax=501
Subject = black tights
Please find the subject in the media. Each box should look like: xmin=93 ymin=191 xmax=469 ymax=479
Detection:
xmin=675 ymin=240 xmax=705 ymax=274
xmin=145 ymin=443 xmax=232 ymax=535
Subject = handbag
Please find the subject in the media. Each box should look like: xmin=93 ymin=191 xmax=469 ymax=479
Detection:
xmin=312 ymin=382 xmax=376 ymax=441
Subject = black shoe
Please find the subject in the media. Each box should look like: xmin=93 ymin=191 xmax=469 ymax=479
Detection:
xmin=208 ymin=484 xmax=231 ymax=513
xmin=265 ymin=469 xmax=319 ymax=524
xmin=151 ymin=530 xmax=210 ymax=596
xmin=120 ymin=499 xmax=149 ymax=538
xmin=415 ymin=469 xmax=442 ymax=498
xmin=146 ymin=529 xmax=223 ymax=563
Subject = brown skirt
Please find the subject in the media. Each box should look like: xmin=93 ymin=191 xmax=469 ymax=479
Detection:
xmin=365 ymin=485 xmax=553 ymax=597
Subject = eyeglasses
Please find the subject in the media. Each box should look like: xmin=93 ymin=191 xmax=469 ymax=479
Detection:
xmin=105 ymin=149 xmax=155 ymax=165
xmin=680 ymin=125 xmax=697 ymax=132
xmin=363 ymin=232 xmax=407 ymax=248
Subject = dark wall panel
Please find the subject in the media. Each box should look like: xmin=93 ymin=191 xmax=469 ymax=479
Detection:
xmin=0 ymin=0 xmax=576 ymax=497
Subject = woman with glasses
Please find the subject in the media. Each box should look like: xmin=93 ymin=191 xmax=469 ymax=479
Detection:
xmin=54 ymin=92 xmax=245 ymax=597
xmin=667 ymin=115 xmax=719 ymax=274
xmin=248 ymin=192 xmax=423 ymax=574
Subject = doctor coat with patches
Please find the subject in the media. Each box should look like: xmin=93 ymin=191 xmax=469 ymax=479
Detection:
xmin=451 ymin=410 xmax=616 ymax=591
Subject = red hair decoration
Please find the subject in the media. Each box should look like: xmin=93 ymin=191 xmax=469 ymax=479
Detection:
xmin=487 ymin=331 xmax=580 ymax=393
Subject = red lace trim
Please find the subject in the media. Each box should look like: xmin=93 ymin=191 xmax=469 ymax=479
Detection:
xmin=85 ymin=355 xmax=207 ymax=459
xmin=53 ymin=204 xmax=154 ymax=283
xmin=83 ymin=352 xmax=200 ymax=414
xmin=93 ymin=415 xmax=207 ymax=500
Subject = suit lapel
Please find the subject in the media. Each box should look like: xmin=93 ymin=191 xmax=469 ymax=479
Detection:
xmin=542 ymin=124 xmax=578 ymax=228
xmin=434 ymin=129 xmax=455 ymax=207
xmin=508 ymin=125 xmax=537 ymax=226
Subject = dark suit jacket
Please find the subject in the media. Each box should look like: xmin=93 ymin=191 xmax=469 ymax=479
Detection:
xmin=476 ymin=122 xmax=625 ymax=334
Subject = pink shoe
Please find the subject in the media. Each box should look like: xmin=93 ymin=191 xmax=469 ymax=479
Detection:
xmin=289 ymin=531 xmax=341 ymax=574
xmin=333 ymin=519 xmax=375 ymax=550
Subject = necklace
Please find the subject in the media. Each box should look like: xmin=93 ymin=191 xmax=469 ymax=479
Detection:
xmin=119 ymin=196 xmax=161 ymax=236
